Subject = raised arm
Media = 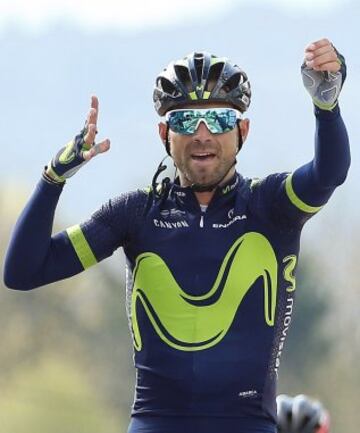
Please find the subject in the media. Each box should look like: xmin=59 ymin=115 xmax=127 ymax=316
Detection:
xmin=284 ymin=39 xmax=350 ymax=215
xmin=4 ymin=96 xmax=113 ymax=290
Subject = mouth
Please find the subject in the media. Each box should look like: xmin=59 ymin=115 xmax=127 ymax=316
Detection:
xmin=190 ymin=152 xmax=216 ymax=162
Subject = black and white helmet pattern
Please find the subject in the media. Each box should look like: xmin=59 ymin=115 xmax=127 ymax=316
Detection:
xmin=277 ymin=394 xmax=330 ymax=433
xmin=153 ymin=51 xmax=251 ymax=116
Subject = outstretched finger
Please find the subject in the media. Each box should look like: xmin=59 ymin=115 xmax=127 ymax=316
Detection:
xmin=90 ymin=95 xmax=99 ymax=125
xmin=83 ymin=123 xmax=97 ymax=147
xmin=84 ymin=96 xmax=99 ymax=132
xmin=82 ymin=139 xmax=111 ymax=161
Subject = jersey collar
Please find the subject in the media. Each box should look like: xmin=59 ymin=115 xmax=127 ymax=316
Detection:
xmin=170 ymin=172 xmax=245 ymax=211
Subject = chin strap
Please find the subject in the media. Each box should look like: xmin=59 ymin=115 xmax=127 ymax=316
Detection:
xmin=152 ymin=156 xmax=171 ymax=199
xmin=165 ymin=124 xmax=171 ymax=156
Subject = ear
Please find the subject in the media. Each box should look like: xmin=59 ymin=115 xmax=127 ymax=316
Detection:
xmin=239 ymin=118 xmax=250 ymax=143
xmin=158 ymin=122 xmax=168 ymax=147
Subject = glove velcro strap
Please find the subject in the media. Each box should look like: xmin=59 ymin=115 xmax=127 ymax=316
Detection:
xmin=43 ymin=166 xmax=66 ymax=184
xmin=45 ymin=165 xmax=66 ymax=183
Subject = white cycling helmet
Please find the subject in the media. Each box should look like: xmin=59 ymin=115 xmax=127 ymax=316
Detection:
xmin=277 ymin=394 xmax=330 ymax=433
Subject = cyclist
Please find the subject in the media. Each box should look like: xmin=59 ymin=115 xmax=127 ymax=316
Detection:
xmin=277 ymin=394 xmax=330 ymax=433
xmin=4 ymin=38 xmax=350 ymax=433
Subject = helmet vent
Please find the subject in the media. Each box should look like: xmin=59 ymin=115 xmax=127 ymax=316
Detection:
xmin=205 ymin=62 xmax=224 ymax=92
xmin=299 ymin=415 xmax=311 ymax=430
xmin=158 ymin=77 xmax=181 ymax=97
xmin=286 ymin=410 xmax=293 ymax=424
xmin=222 ymin=72 xmax=241 ymax=93
xmin=174 ymin=65 xmax=192 ymax=92
xmin=194 ymin=56 xmax=204 ymax=84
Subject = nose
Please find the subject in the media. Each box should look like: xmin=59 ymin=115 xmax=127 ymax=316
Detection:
xmin=193 ymin=120 xmax=213 ymax=140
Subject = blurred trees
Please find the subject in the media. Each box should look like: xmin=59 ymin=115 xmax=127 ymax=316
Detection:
xmin=0 ymin=185 xmax=134 ymax=432
xmin=278 ymin=255 xmax=359 ymax=432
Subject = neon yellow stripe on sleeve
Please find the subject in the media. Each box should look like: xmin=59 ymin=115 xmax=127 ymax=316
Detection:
xmin=66 ymin=225 xmax=97 ymax=269
xmin=285 ymin=174 xmax=323 ymax=214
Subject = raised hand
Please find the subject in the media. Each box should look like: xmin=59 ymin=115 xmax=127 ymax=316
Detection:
xmin=45 ymin=96 xmax=110 ymax=183
xmin=301 ymin=38 xmax=346 ymax=111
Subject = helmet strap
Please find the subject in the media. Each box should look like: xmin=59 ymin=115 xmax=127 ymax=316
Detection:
xmin=237 ymin=120 xmax=243 ymax=152
xmin=152 ymin=156 xmax=170 ymax=198
xmin=165 ymin=124 xmax=171 ymax=156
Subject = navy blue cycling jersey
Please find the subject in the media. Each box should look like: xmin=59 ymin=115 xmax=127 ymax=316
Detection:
xmin=79 ymin=170 xmax=316 ymax=424
xmin=126 ymin=415 xmax=277 ymax=433
xmin=3 ymin=106 xmax=350 ymax=431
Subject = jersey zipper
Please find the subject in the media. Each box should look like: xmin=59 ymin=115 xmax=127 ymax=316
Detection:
xmin=199 ymin=212 xmax=205 ymax=228
xmin=199 ymin=203 xmax=209 ymax=228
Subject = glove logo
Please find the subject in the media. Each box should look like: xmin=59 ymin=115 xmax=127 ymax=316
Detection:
xmin=59 ymin=141 xmax=76 ymax=164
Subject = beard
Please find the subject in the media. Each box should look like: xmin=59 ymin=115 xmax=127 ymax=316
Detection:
xmin=178 ymin=154 xmax=236 ymax=188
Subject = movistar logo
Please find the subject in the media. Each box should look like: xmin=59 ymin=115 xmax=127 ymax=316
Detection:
xmin=196 ymin=84 xmax=204 ymax=93
xmin=131 ymin=232 xmax=278 ymax=352
xmin=222 ymin=176 xmax=239 ymax=195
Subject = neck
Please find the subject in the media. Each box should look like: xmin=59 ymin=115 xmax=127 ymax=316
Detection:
xmin=194 ymin=191 xmax=215 ymax=206
xmin=179 ymin=167 xmax=236 ymax=205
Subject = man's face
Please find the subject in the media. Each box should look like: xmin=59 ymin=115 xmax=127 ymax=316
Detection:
xmin=159 ymin=103 xmax=250 ymax=188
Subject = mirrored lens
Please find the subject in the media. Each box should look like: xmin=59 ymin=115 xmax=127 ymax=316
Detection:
xmin=166 ymin=108 xmax=240 ymax=135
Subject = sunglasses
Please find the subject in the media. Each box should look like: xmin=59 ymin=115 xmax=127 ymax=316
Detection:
xmin=165 ymin=108 xmax=242 ymax=135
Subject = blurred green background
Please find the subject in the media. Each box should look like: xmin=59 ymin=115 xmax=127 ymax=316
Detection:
xmin=1 ymin=0 xmax=359 ymax=432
